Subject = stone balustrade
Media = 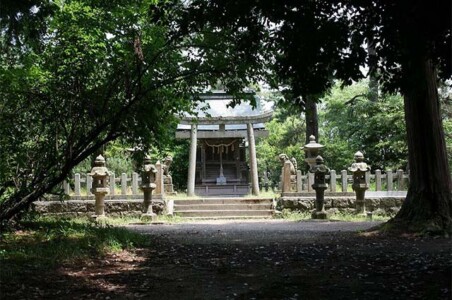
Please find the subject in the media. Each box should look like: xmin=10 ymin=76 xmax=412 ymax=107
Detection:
xmin=280 ymin=168 xmax=409 ymax=195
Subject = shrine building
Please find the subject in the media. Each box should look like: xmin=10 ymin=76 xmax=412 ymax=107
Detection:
xmin=176 ymin=91 xmax=273 ymax=196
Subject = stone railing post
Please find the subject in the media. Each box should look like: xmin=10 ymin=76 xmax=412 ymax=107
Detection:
xmin=132 ymin=172 xmax=139 ymax=195
xmin=375 ymin=169 xmax=382 ymax=191
xmin=341 ymin=170 xmax=347 ymax=193
xmin=365 ymin=170 xmax=370 ymax=186
xmin=74 ymin=173 xmax=81 ymax=196
xmin=155 ymin=161 xmax=164 ymax=196
xmin=307 ymin=172 xmax=314 ymax=192
xmin=397 ymin=169 xmax=404 ymax=190
xmin=86 ymin=174 xmax=93 ymax=196
xmin=330 ymin=170 xmax=337 ymax=192
xmin=109 ymin=173 xmax=116 ymax=196
xmin=63 ymin=180 xmax=70 ymax=195
xmin=387 ymin=170 xmax=393 ymax=191
xmin=296 ymin=170 xmax=302 ymax=192
xmin=121 ymin=173 xmax=127 ymax=195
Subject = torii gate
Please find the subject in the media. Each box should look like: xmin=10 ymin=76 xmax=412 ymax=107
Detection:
xmin=176 ymin=92 xmax=273 ymax=196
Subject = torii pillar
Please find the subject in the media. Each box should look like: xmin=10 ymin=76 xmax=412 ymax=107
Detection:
xmin=247 ymin=123 xmax=260 ymax=196
xmin=187 ymin=124 xmax=197 ymax=196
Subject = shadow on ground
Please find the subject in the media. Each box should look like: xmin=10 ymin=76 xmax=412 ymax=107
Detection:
xmin=1 ymin=220 xmax=451 ymax=299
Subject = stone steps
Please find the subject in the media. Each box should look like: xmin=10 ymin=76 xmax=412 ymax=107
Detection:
xmin=172 ymin=197 xmax=275 ymax=219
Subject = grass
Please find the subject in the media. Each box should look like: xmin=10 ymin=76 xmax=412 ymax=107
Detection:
xmin=0 ymin=216 xmax=152 ymax=277
xmin=277 ymin=209 xmax=391 ymax=222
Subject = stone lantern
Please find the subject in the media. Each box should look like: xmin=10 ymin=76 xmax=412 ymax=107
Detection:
xmin=309 ymin=156 xmax=330 ymax=219
xmin=348 ymin=151 xmax=370 ymax=215
xmin=141 ymin=156 xmax=157 ymax=221
xmin=302 ymin=135 xmax=324 ymax=169
xmin=89 ymin=155 xmax=110 ymax=218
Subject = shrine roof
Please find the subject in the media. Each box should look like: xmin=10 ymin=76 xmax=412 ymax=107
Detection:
xmin=177 ymin=91 xmax=273 ymax=131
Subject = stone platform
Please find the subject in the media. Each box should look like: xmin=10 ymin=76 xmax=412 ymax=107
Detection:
xmin=279 ymin=191 xmax=406 ymax=215
xmin=171 ymin=197 xmax=275 ymax=219
xmin=32 ymin=199 xmax=165 ymax=218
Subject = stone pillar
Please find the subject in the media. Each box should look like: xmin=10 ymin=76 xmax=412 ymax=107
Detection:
xmin=187 ymin=124 xmax=197 ymax=196
xmin=87 ymin=174 xmax=93 ymax=196
xmin=63 ymin=180 xmax=70 ymax=195
xmin=296 ymin=170 xmax=302 ymax=192
xmin=282 ymin=161 xmax=292 ymax=193
xmin=235 ymin=141 xmax=241 ymax=180
xmin=89 ymin=155 xmax=110 ymax=219
xmin=375 ymin=169 xmax=382 ymax=191
xmin=310 ymin=156 xmax=330 ymax=219
xmin=109 ymin=173 xmax=116 ymax=196
xmin=247 ymin=123 xmax=260 ymax=196
xmin=330 ymin=170 xmax=337 ymax=192
xmin=132 ymin=172 xmax=139 ymax=195
xmin=121 ymin=173 xmax=127 ymax=195
xmin=348 ymin=151 xmax=370 ymax=215
xmin=387 ymin=170 xmax=393 ymax=191
xmin=141 ymin=156 xmax=157 ymax=221
xmin=307 ymin=173 xmax=314 ymax=192
xmin=155 ymin=161 xmax=164 ymax=196
xmin=397 ymin=169 xmax=404 ymax=190
xmin=201 ymin=143 xmax=206 ymax=182
xmin=74 ymin=173 xmax=81 ymax=196
xmin=341 ymin=170 xmax=348 ymax=192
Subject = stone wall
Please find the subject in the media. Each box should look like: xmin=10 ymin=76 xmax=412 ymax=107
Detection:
xmin=279 ymin=196 xmax=404 ymax=216
xmin=32 ymin=199 xmax=165 ymax=218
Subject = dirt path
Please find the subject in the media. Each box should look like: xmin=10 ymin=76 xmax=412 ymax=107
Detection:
xmin=2 ymin=220 xmax=451 ymax=299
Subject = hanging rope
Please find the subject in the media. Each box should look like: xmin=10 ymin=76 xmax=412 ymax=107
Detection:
xmin=205 ymin=139 xmax=238 ymax=155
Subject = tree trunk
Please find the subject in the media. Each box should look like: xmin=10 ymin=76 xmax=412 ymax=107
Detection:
xmin=367 ymin=40 xmax=378 ymax=103
xmin=305 ymin=95 xmax=319 ymax=144
xmin=393 ymin=58 xmax=452 ymax=233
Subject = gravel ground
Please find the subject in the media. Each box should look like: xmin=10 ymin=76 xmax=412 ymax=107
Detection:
xmin=2 ymin=220 xmax=450 ymax=299
xmin=126 ymin=219 xmax=383 ymax=245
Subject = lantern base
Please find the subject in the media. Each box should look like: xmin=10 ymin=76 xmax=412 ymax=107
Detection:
xmin=311 ymin=210 xmax=329 ymax=220
xmin=91 ymin=214 xmax=107 ymax=226
xmin=141 ymin=213 xmax=157 ymax=222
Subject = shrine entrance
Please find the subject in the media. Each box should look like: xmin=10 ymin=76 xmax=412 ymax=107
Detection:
xmin=194 ymin=138 xmax=249 ymax=196
xmin=176 ymin=91 xmax=273 ymax=196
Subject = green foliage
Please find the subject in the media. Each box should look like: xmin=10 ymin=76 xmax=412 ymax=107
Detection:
xmin=256 ymin=104 xmax=305 ymax=184
xmin=256 ymin=80 xmax=408 ymax=178
xmin=320 ymin=80 xmax=407 ymax=171
xmin=0 ymin=217 xmax=150 ymax=274
xmin=167 ymin=139 xmax=190 ymax=191
xmin=277 ymin=209 xmax=391 ymax=222
xmin=0 ymin=0 xmax=267 ymax=224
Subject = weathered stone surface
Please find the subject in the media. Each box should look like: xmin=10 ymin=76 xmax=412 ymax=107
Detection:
xmin=365 ymin=198 xmax=381 ymax=211
xmin=326 ymin=208 xmax=340 ymax=215
xmin=32 ymin=199 xmax=164 ymax=217
xmin=323 ymin=199 xmax=332 ymax=209
xmin=389 ymin=207 xmax=400 ymax=215
xmin=278 ymin=198 xmax=313 ymax=210
xmin=380 ymin=198 xmax=397 ymax=209
xmin=372 ymin=208 xmax=387 ymax=216
xmin=107 ymin=202 xmax=125 ymax=212
xmin=280 ymin=196 xmax=404 ymax=214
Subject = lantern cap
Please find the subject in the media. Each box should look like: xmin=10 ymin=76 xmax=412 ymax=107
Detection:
xmin=348 ymin=151 xmax=370 ymax=172
xmin=303 ymin=135 xmax=324 ymax=150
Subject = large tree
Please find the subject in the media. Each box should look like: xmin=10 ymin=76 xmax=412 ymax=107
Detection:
xmin=0 ymin=0 xmax=267 ymax=226
xmin=185 ymin=0 xmax=451 ymax=233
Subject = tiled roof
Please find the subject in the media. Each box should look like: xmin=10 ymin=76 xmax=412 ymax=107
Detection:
xmin=177 ymin=91 xmax=272 ymax=131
